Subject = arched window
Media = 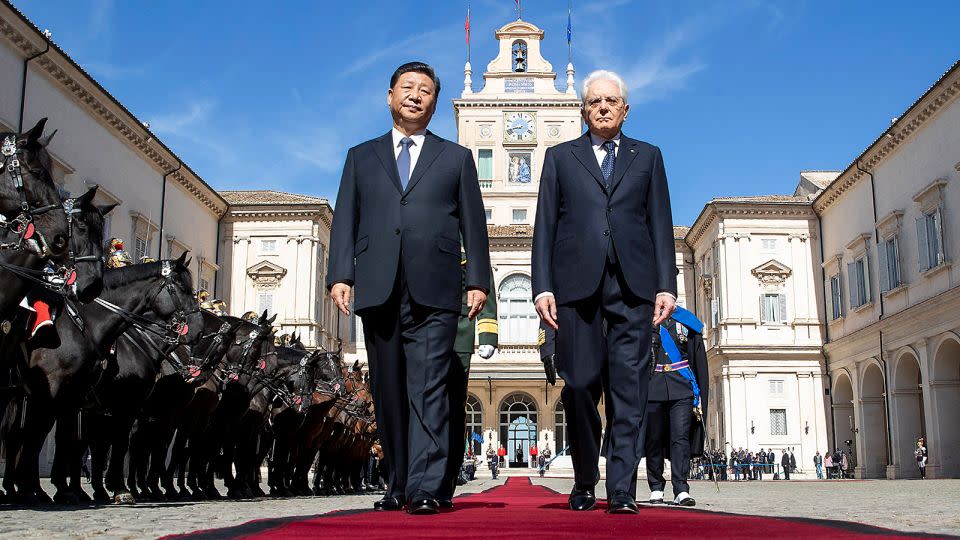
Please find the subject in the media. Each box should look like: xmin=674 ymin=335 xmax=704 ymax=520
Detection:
xmin=499 ymin=393 xmax=538 ymax=467
xmin=512 ymin=40 xmax=527 ymax=72
xmin=554 ymin=400 xmax=567 ymax=455
xmin=498 ymin=274 xmax=538 ymax=343
xmin=465 ymin=394 xmax=484 ymax=456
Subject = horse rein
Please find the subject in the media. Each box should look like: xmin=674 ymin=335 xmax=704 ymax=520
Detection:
xmin=1 ymin=136 xmax=60 ymax=257
xmin=93 ymin=261 xmax=199 ymax=344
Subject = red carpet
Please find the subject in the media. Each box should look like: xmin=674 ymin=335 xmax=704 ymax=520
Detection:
xmin=169 ymin=478 xmax=935 ymax=539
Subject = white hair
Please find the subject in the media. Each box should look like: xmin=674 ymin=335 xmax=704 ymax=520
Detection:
xmin=581 ymin=70 xmax=629 ymax=105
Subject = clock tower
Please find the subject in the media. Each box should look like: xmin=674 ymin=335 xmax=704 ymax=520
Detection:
xmin=453 ymin=18 xmax=582 ymax=461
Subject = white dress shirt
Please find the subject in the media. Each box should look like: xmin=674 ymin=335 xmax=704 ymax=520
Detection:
xmin=535 ymin=130 xmax=676 ymax=304
xmin=391 ymin=127 xmax=426 ymax=181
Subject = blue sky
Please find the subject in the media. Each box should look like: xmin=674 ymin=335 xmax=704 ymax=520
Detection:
xmin=13 ymin=0 xmax=960 ymax=226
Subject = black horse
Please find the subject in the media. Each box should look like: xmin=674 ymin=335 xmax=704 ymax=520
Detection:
xmin=163 ymin=313 xmax=276 ymax=500
xmin=125 ymin=310 xmax=243 ymax=501
xmin=0 ymin=119 xmax=73 ymax=317
xmin=2 ymin=254 xmax=202 ymax=504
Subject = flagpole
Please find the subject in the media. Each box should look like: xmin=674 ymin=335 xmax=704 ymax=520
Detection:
xmin=467 ymin=2 xmax=471 ymax=64
xmin=567 ymin=1 xmax=572 ymax=64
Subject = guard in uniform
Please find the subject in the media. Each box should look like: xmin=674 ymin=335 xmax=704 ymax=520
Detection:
xmin=197 ymin=289 xmax=215 ymax=312
xmin=438 ymin=257 xmax=497 ymax=507
xmin=104 ymin=237 xmax=133 ymax=268
xmin=645 ymin=306 xmax=709 ymax=507
xmin=210 ymin=299 xmax=227 ymax=316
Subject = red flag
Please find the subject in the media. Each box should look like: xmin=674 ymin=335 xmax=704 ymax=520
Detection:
xmin=465 ymin=7 xmax=470 ymax=45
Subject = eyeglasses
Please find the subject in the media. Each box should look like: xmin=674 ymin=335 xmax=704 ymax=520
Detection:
xmin=585 ymin=96 xmax=624 ymax=109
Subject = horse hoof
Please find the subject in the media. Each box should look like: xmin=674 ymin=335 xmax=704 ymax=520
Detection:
xmin=250 ymin=486 xmax=266 ymax=498
xmin=113 ymin=492 xmax=136 ymax=505
xmin=53 ymin=491 xmax=80 ymax=505
xmin=190 ymin=489 xmax=207 ymax=501
xmin=147 ymin=489 xmax=167 ymax=502
xmin=73 ymin=488 xmax=92 ymax=503
xmin=93 ymin=490 xmax=111 ymax=504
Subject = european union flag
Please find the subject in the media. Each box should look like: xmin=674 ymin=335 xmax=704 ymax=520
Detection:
xmin=566 ymin=11 xmax=572 ymax=44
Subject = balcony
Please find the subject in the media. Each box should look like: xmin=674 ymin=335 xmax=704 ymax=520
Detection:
xmin=480 ymin=180 xmax=494 ymax=189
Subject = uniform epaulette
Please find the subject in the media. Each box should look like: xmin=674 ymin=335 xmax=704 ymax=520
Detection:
xmin=477 ymin=318 xmax=498 ymax=335
xmin=537 ymin=328 xmax=545 ymax=347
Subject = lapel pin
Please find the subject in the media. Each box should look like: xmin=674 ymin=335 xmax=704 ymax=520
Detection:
xmin=630 ymin=149 xmax=636 ymax=153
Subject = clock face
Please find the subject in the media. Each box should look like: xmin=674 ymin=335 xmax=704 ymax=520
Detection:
xmin=504 ymin=111 xmax=536 ymax=143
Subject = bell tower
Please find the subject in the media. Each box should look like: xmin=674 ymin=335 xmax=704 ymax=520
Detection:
xmin=454 ymin=19 xmax=581 ymax=228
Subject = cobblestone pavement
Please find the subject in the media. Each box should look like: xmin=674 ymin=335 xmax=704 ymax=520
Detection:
xmin=533 ymin=477 xmax=960 ymax=537
xmin=0 ymin=478 xmax=500 ymax=539
xmin=1 ymin=477 xmax=958 ymax=538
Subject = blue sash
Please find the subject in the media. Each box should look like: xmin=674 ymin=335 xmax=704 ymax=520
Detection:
xmin=658 ymin=307 xmax=704 ymax=408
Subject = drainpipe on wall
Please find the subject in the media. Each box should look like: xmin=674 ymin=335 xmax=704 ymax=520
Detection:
xmin=18 ymin=34 xmax=51 ymax=132
xmin=157 ymin=162 xmax=181 ymax=259
xmin=856 ymin=160 xmax=893 ymax=471
xmin=814 ymin=208 xmax=836 ymax=449
xmin=213 ymin=214 xmax=221 ymax=297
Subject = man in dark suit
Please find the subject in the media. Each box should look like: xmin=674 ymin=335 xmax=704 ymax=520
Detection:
xmin=532 ymin=70 xmax=677 ymax=514
xmin=328 ymin=62 xmax=491 ymax=515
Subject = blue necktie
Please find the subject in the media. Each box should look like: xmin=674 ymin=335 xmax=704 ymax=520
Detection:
xmin=397 ymin=137 xmax=414 ymax=190
xmin=600 ymin=140 xmax=616 ymax=183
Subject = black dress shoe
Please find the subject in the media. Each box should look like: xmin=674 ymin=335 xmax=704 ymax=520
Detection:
xmin=676 ymin=495 xmax=696 ymax=507
xmin=438 ymin=498 xmax=453 ymax=509
xmin=568 ymin=487 xmax=596 ymax=511
xmin=607 ymin=490 xmax=639 ymax=514
xmin=373 ymin=495 xmax=404 ymax=511
xmin=407 ymin=496 xmax=439 ymax=515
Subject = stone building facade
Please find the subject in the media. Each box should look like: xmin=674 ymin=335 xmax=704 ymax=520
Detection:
xmin=219 ymin=191 xmax=345 ymax=351
xmin=815 ymin=61 xmax=960 ymax=479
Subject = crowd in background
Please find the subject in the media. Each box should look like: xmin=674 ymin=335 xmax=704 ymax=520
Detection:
xmin=692 ymin=447 xmax=854 ymax=481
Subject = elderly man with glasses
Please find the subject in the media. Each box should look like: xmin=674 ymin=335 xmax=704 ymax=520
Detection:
xmin=532 ymin=70 xmax=678 ymax=515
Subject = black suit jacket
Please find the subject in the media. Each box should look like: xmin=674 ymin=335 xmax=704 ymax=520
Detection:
xmin=326 ymin=131 xmax=490 ymax=313
xmin=532 ymin=132 xmax=677 ymax=304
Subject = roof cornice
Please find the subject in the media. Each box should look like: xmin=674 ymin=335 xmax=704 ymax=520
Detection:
xmin=686 ymin=200 xmax=814 ymax=247
xmin=0 ymin=2 xmax=228 ymax=217
xmin=813 ymin=60 xmax=960 ymax=215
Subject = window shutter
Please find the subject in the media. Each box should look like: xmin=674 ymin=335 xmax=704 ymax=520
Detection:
xmin=847 ymin=262 xmax=858 ymax=308
xmin=778 ymin=294 xmax=787 ymax=323
xmin=878 ymin=241 xmax=890 ymax=293
xmin=934 ymin=206 xmax=946 ymax=264
xmin=711 ymin=298 xmax=719 ymax=326
xmin=759 ymin=295 xmax=766 ymax=323
xmin=863 ymin=253 xmax=872 ymax=303
xmin=917 ymin=216 xmax=930 ymax=272
xmin=824 ymin=278 xmax=834 ymax=320
xmin=891 ymin=237 xmax=901 ymax=288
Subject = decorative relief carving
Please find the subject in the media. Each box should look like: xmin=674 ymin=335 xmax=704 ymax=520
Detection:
xmin=247 ymin=260 xmax=287 ymax=290
xmin=751 ymin=259 xmax=792 ymax=290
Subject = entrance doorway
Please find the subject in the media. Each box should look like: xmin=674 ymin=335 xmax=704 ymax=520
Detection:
xmin=499 ymin=393 xmax=538 ymax=467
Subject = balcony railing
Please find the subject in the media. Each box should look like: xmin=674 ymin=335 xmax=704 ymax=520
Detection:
xmin=480 ymin=180 xmax=493 ymax=189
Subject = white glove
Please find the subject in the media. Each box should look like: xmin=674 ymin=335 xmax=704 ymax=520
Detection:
xmin=478 ymin=345 xmax=496 ymax=359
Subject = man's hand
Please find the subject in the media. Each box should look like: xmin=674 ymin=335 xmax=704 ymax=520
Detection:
xmin=330 ymin=283 xmax=352 ymax=315
xmin=467 ymin=289 xmax=487 ymax=320
xmin=478 ymin=344 xmax=496 ymax=359
xmin=535 ymin=295 xmax=558 ymax=330
xmin=653 ymin=293 xmax=676 ymax=326
xmin=542 ymin=354 xmax=557 ymax=386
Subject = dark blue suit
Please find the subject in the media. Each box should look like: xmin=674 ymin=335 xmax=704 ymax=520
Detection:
xmin=532 ymin=132 xmax=677 ymax=497
xmin=327 ymin=130 xmax=490 ymax=502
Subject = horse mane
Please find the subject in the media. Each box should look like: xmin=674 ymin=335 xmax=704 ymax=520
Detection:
xmin=103 ymin=261 xmax=163 ymax=289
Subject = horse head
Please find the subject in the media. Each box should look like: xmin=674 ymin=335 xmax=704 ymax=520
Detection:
xmin=0 ymin=119 xmax=71 ymax=259
xmin=64 ymin=185 xmax=117 ymax=302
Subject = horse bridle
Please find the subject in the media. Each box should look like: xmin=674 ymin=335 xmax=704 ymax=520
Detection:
xmin=1 ymin=135 xmax=60 ymax=256
xmin=93 ymin=261 xmax=200 ymax=344
xmin=0 ymin=195 xmax=99 ymax=296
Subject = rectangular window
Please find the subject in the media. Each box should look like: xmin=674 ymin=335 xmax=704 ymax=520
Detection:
xmin=257 ymin=292 xmax=274 ymax=315
xmin=847 ymin=255 xmax=871 ymax=308
xmin=198 ymin=277 xmax=210 ymax=292
xmin=760 ymin=293 xmax=786 ymax=324
xmin=134 ymin=235 xmax=147 ymax=261
xmin=917 ymin=208 xmax=946 ymax=271
xmin=770 ymin=409 xmax=787 ymax=436
xmin=829 ymin=274 xmax=842 ymax=320
xmin=485 ymin=208 xmax=493 ymax=222
xmin=878 ymin=236 xmax=901 ymax=292
xmin=761 ymin=238 xmax=777 ymax=251
xmin=478 ymin=149 xmax=494 ymax=180
xmin=261 ymin=239 xmax=277 ymax=253
xmin=512 ymin=209 xmax=527 ymax=224
xmin=769 ymin=380 xmax=784 ymax=395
